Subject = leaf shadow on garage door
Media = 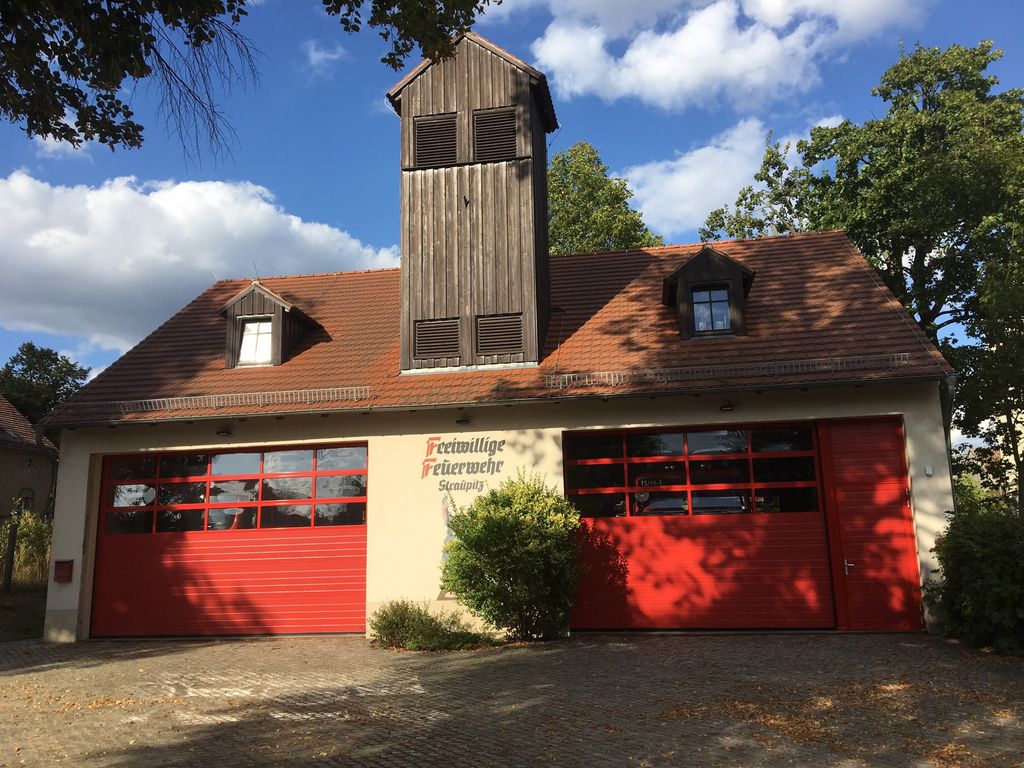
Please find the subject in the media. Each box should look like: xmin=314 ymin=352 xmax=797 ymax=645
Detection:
xmin=574 ymin=515 xmax=838 ymax=630
xmin=91 ymin=519 xmax=281 ymax=640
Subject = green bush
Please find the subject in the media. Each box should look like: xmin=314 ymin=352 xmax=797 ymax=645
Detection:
xmin=925 ymin=479 xmax=1024 ymax=654
xmin=368 ymin=599 xmax=492 ymax=651
xmin=0 ymin=503 xmax=52 ymax=587
xmin=440 ymin=473 xmax=581 ymax=641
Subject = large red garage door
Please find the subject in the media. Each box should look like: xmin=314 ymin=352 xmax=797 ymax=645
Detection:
xmin=569 ymin=424 xmax=836 ymax=630
xmin=569 ymin=419 xmax=924 ymax=631
xmin=91 ymin=444 xmax=367 ymax=637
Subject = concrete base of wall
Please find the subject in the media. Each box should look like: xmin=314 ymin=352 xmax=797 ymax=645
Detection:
xmin=43 ymin=609 xmax=79 ymax=643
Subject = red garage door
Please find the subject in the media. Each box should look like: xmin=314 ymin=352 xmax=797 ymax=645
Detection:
xmin=819 ymin=418 xmax=923 ymax=630
xmin=91 ymin=445 xmax=367 ymax=637
xmin=569 ymin=424 xmax=837 ymax=630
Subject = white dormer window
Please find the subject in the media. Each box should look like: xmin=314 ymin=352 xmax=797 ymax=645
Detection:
xmin=237 ymin=319 xmax=273 ymax=366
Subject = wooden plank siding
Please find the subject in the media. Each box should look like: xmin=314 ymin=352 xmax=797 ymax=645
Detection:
xmin=396 ymin=36 xmax=552 ymax=369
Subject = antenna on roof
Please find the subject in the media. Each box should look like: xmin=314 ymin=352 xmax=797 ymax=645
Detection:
xmin=209 ymin=270 xmax=218 ymax=282
xmin=252 ymin=261 xmax=261 ymax=280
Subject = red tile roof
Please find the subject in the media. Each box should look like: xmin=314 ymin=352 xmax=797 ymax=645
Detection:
xmin=0 ymin=395 xmax=54 ymax=450
xmin=47 ymin=231 xmax=951 ymax=426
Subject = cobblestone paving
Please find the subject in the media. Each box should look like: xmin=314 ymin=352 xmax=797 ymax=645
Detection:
xmin=0 ymin=634 xmax=1022 ymax=767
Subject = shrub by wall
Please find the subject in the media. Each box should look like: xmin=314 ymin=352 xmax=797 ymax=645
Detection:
xmin=926 ymin=480 xmax=1024 ymax=654
xmin=368 ymin=600 xmax=491 ymax=651
xmin=440 ymin=473 xmax=581 ymax=641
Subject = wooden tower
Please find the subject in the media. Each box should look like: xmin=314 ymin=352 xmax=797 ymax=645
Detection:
xmin=387 ymin=33 xmax=558 ymax=371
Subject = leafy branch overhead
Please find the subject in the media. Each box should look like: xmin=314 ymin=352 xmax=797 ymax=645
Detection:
xmin=0 ymin=0 xmax=497 ymax=154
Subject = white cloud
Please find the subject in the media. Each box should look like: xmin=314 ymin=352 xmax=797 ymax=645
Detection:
xmin=739 ymin=0 xmax=925 ymax=40
xmin=624 ymin=117 xmax=768 ymax=237
xmin=515 ymin=0 xmax=927 ymax=111
xmin=532 ymin=1 xmax=824 ymax=110
xmin=32 ymin=134 xmax=93 ymax=161
xmin=301 ymin=40 xmax=347 ymax=76
xmin=0 ymin=171 xmax=397 ymax=354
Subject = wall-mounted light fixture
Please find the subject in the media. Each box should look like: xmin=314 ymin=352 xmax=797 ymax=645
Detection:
xmin=455 ymin=412 xmax=471 ymax=425
xmin=215 ymin=426 xmax=232 ymax=437
xmin=720 ymin=403 xmax=735 ymax=412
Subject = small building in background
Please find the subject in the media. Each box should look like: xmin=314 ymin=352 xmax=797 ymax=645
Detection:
xmin=0 ymin=395 xmax=56 ymax=521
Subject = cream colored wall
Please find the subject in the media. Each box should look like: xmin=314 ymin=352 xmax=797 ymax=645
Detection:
xmin=44 ymin=380 xmax=955 ymax=641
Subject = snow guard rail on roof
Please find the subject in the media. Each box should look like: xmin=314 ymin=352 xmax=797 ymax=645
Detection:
xmin=544 ymin=353 xmax=912 ymax=390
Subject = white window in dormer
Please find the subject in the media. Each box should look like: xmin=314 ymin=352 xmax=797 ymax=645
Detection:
xmin=238 ymin=319 xmax=273 ymax=365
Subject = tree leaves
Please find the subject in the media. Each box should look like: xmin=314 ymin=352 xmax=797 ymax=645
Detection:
xmin=1 ymin=0 xmax=496 ymax=154
xmin=548 ymin=141 xmax=664 ymax=256
xmin=0 ymin=342 xmax=89 ymax=426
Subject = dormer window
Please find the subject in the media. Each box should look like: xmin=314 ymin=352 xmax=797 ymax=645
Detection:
xmin=692 ymin=287 xmax=731 ymax=333
xmin=237 ymin=318 xmax=273 ymax=366
xmin=662 ymin=245 xmax=755 ymax=340
xmin=219 ymin=280 xmax=317 ymax=369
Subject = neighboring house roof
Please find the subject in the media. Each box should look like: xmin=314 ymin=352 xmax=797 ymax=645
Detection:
xmin=0 ymin=395 xmax=54 ymax=451
xmin=46 ymin=231 xmax=952 ymax=427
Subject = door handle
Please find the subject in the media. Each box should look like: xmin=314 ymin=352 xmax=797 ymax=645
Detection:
xmin=843 ymin=559 xmax=856 ymax=576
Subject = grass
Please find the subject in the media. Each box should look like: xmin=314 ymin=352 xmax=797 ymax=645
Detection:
xmin=0 ymin=583 xmax=47 ymax=641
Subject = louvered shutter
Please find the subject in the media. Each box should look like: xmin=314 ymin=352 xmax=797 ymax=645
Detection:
xmin=414 ymin=318 xmax=460 ymax=358
xmin=476 ymin=314 xmax=523 ymax=355
xmin=473 ymin=108 xmax=517 ymax=163
xmin=414 ymin=114 xmax=457 ymax=168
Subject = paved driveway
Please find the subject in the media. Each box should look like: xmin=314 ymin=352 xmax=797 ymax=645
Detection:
xmin=0 ymin=633 xmax=1021 ymax=767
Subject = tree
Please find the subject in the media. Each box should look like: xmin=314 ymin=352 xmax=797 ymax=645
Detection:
xmin=1 ymin=0 xmax=496 ymax=155
xmin=548 ymin=141 xmax=664 ymax=256
xmin=950 ymin=225 xmax=1024 ymax=514
xmin=702 ymin=41 xmax=1024 ymax=347
xmin=0 ymin=343 xmax=90 ymax=426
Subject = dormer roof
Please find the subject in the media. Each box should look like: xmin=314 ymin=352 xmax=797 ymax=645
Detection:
xmin=219 ymin=279 xmax=296 ymax=317
xmin=662 ymin=245 xmax=756 ymax=306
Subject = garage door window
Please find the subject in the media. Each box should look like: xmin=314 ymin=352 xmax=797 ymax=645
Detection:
xmin=564 ymin=425 xmax=820 ymax=518
xmin=101 ymin=444 xmax=368 ymax=534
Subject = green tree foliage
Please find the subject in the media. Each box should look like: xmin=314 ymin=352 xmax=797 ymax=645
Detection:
xmin=950 ymin=225 xmax=1024 ymax=514
xmin=440 ymin=473 xmax=581 ymax=641
xmin=548 ymin=141 xmax=664 ymax=256
xmin=1 ymin=504 xmax=52 ymax=586
xmin=925 ymin=477 xmax=1024 ymax=654
xmin=701 ymin=41 xmax=1024 ymax=347
xmin=0 ymin=342 xmax=90 ymax=426
xmin=1 ymin=0 xmax=496 ymax=154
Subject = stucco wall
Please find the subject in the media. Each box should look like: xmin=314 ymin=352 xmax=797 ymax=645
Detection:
xmin=44 ymin=380 xmax=955 ymax=642
xmin=0 ymin=446 xmax=55 ymax=519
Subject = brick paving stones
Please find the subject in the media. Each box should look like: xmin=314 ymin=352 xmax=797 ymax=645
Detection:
xmin=0 ymin=634 xmax=1021 ymax=767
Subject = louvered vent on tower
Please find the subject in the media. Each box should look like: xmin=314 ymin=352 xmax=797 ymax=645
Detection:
xmin=473 ymin=108 xmax=517 ymax=163
xmin=414 ymin=114 xmax=457 ymax=168
xmin=476 ymin=314 xmax=524 ymax=355
xmin=414 ymin=318 xmax=460 ymax=359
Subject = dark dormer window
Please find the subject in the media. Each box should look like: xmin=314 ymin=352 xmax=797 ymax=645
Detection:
xmin=237 ymin=318 xmax=273 ymax=366
xmin=692 ymin=287 xmax=731 ymax=333
xmin=220 ymin=280 xmax=316 ymax=369
xmin=662 ymin=245 xmax=755 ymax=340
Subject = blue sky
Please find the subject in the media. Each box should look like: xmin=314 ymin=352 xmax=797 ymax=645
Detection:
xmin=1 ymin=0 xmax=1021 ymax=377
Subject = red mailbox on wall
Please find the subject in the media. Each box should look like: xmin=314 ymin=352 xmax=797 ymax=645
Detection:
xmin=53 ymin=560 xmax=73 ymax=583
